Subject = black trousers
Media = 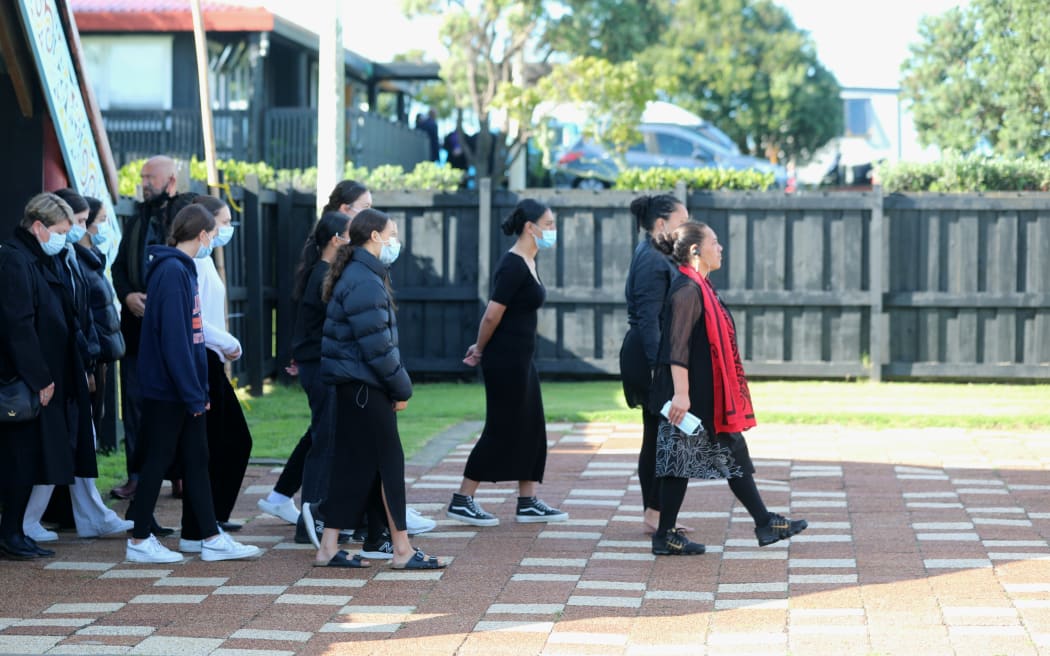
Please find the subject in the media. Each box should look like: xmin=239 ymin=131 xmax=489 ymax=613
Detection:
xmin=637 ymin=408 xmax=661 ymax=511
xmin=119 ymin=354 xmax=142 ymax=476
xmin=274 ymin=428 xmax=310 ymax=498
xmin=129 ymin=399 xmax=217 ymax=540
xmin=182 ymin=350 xmax=252 ymax=537
xmin=298 ymin=360 xmax=333 ymax=504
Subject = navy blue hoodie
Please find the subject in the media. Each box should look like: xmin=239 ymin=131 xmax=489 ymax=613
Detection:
xmin=137 ymin=245 xmax=209 ymax=414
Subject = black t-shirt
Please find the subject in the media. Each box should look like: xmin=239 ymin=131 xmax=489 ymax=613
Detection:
xmin=489 ymin=251 xmax=545 ymax=346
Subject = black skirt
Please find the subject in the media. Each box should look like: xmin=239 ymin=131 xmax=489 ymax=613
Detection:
xmin=319 ymin=382 xmax=406 ymax=531
xmin=463 ymin=333 xmax=547 ymax=483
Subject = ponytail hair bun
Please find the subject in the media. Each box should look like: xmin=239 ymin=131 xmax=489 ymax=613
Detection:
xmin=501 ymin=198 xmax=550 ymax=236
xmin=629 ymin=193 xmax=682 ymax=232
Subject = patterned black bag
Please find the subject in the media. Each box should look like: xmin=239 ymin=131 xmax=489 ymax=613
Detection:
xmin=655 ymin=419 xmax=742 ymax=479
xmin=0 ymin=377 xmax=40 ymax=423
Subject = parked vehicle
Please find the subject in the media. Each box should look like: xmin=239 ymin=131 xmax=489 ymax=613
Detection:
xmin=551 ymin=122 xmax=788 ymax=189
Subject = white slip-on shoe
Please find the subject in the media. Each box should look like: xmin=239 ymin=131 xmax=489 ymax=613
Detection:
xmin=257 ymin=497 xmax=300 ymax=525
xmin=179 ymin=538 xmax=203 ymax=553
xmin=79 ymin=516 xmax=134 ymax=538
xmin=126 ymin=535 xmax=183 ymax=564
xmin=406 ymin=507 xmax=437 ymax=536
xmin=25 ymin=523 xmax=59 ymax=543
xmin=200 ymin=532 xmax=262 ymax=562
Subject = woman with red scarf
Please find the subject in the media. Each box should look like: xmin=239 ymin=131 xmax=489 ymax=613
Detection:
xmin=649 ymin=222 xmax=807 ymax=556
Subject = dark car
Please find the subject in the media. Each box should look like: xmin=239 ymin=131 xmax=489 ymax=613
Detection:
xmin=551 ymin=123 xmax=787 ymax=189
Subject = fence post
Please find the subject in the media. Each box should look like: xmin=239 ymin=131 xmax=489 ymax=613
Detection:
xmin=274 ymin=183 xmax=297 ymax=384
xmin=242 ymin=174 xmax=265 ymax=396
xmin=477 ymin=178 xmax=493 ymax=303
xmin=674 ymin=179 xmax=687 ymax=206
xmin=869 ymin=186 xmax=885 ymax=382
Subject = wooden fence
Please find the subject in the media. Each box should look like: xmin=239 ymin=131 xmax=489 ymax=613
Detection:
xmin=115 ymin=184 xmax=1050 ymax=393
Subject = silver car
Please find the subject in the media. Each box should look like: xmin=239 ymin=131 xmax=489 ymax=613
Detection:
xmin=551 ymin=122 xmax=787 ymax=189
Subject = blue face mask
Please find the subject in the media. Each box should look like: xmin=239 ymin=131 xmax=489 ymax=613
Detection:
xmin=534 ymin=229 xmax=557 ymax=250
xmin=379 ymin=238 xmax=401 ymax=265
xmin=90 ymin=223 xmax=109 ymax=247
xmin=212 ymin=225 xmax=235 ymax=248
xmin=66 ymin=224 xmax=87 ymax=244
xmin=40 ymin=228 xmax=67 ymax=256
xmin=195 ymin=235 xmax=214 ymax=260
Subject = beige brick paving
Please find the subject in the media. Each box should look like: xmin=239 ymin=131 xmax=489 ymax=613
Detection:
xmin=1 ymin=423 xmax=1049 ymax=655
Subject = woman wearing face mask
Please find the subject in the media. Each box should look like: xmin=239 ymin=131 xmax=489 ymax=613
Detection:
xmin=322 ymin=179 xmax=372 ymax=216
xmin=648 ymin=222 xmax=807 ymax=556
xmin=0 ymin=193 xmax=76 ymax=560
xmin=304 ymin=208 xmax=444 ymax=570
xmin=125 ymin=204 xmax=260 ymax=564
xmin=620 ymin=194 xmax=691 ymax=536
xmin=77 ymin=196 xmax=125 ymax=453
xmin=174 ymin=195 xmax=254 ymax=554
xmin=447 ymin=199 xmax=568 ymax=527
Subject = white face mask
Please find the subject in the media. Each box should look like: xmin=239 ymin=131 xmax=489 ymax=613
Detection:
xmin=379 ymin=237 xmax=401 ymax=265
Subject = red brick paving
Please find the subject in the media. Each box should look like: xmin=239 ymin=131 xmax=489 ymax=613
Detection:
xmin=0 ymin=422 xmax=1048 ymax=655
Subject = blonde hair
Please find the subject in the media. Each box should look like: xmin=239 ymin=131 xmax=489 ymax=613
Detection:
xmin=21 ymin=192 xmax=73 ymax=230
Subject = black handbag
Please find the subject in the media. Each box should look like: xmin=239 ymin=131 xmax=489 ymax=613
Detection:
xmin=0 ymin=377 xmax=41 ymax=423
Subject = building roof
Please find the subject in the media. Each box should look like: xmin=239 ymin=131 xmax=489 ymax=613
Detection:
xmin=70 ymin=0 xmax=276 ymax=32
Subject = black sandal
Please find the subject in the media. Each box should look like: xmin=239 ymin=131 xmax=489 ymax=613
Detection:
xmin=314 ymin=550 xmax=370 ymax=568
xmin=391 ymin=549 xmax=445 ymax=570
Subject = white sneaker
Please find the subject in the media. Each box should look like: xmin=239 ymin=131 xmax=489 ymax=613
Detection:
xmin=126 ymin=536 xmax=183 ymax=563
xmin=179 ymin=538 xmax=203 ymax=553
xmin=200 ymin=532 xmax=262 ymax=562
xmin=79 ymin=516 xmax=134 ymax=538
xmin=257 ymin=497 xmax=300 ymax=525
xmin=406 ymin=507 xmax=437 ymax=536
xmin=25 ymin=523 xmax=58 ymax=543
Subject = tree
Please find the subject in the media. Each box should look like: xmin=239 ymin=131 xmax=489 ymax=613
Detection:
xmin=641 ymin=0 xmax=842 ymax=164
xmin=901 ymin=0 xmax=1050 ymax=157
xmin=402 ymin=0 xmax=655 ymax=185
xmin=543 ymin=0 xmax=667 ymax=64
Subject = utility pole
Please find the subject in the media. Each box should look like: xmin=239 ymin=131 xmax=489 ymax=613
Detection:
xmin=189 ymin=0 xmax=218 ymax=192
xmin=316 ymin=0 xmax=345 ymax=217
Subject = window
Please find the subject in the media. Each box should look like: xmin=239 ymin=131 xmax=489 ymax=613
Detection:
xmin=654 ymin=132 xmax=694 ymax=157
xmin=844 ymin=98 xmax=873 ymax=137
xmin=81 ymin=36 xmax=173 ymax=110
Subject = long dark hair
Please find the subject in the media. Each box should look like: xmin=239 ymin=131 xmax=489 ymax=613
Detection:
xmin=167 ymin=205 xmax=216 ymax=247
xmin=293 ymin=211 xmax=351 ymax=302
xmin=629 ymin=193 xmax=682 ymax=232
xmin=323 ymin=180 xmax=369 ymax=213
xmin=192 ymin=194 xmax=227 ymax=215
xmin=500 ymin=198 xmax=549 ymax=235
xmin=322 ymin=209 xmax=393 ymax=306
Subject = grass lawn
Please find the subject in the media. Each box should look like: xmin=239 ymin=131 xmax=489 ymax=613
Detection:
xmin=94 ymin=379 xmax=1050 ymax=497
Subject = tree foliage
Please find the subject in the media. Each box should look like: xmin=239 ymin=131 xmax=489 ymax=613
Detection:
xmin=901 ymin=0 xmax=1050 ymax=157
xmin=641 ymin=0 xmax=842 ymax=164
xmin=543 ymin=0 xmax=666 ymax=63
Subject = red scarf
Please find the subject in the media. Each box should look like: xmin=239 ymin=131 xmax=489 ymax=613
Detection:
xmin=678 ymin=265 xmax=756 ymax=433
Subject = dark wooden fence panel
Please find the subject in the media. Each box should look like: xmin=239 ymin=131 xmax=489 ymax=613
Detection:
xmin=884 ymin=194 xmax=1050 ymax=378
xmin=114 ymin=186 xmax=1050 ymax=390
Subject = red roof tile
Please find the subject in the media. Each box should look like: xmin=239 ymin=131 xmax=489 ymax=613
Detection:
xmin=70 ymin=0 xmax=275 ymax=32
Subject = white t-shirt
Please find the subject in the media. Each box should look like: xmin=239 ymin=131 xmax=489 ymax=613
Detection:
xmin=194 ymin=256 xmax=241 ymax=362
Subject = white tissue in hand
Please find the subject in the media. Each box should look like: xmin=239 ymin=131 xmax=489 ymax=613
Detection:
xmin=660 ymin=400 xmax=704 ymax=436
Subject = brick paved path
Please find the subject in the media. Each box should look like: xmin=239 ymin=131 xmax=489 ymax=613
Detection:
xmin=1 ymin=423 xmax=1049 ymax=656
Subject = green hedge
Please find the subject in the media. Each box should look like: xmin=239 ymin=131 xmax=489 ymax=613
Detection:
xmin=877 ymin=154 xmax=1050 ymax=192
xmin=613 ymin=167 xmax=775 ymax=191
xmin=117 ymin=158 xmax=464 ymax=197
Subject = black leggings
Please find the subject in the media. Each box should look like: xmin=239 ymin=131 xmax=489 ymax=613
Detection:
xmin=130 ymin=399 xmax=217 ymax=540
xmin=0 ymin=483 xmax=31 ymax=540
xmin=656 ymin=473 xmax=770 ymax=533
xmin=637 ymin=409 xmax=661 ymax=511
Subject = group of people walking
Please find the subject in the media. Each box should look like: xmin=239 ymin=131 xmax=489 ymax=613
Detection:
xmin=0 ymin=154 xmax=805 ymax=568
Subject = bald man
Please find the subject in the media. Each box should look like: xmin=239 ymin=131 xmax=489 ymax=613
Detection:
xmin=109 ymin=156 xmax=178 ymax=503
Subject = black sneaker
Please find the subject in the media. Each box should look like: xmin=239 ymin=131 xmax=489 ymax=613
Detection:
xmin=350 ymin=527 xmax=367 ymax=542
xmin=515 ymin=497 xmax=569 ymax=524
xmin=755 ymin=513 xmax=808 ymax=547
xmin=652 ymin=528 xmax=706 ymax=555
xmin=359 ymin=529 xmax=394 ymax=560
xmin=299 ymin=502 xmax=323 ymax=549
xmin=447 ymin=493 xmax=499 ymax=526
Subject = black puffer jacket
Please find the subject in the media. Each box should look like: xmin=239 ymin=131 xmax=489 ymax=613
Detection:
xmin=74 ymin=243 xmax=125 ymax=363
xmin=320 ymin=248 xmax=412 ymax=401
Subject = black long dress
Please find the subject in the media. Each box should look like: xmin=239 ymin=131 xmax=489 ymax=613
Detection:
xmin=464 ymin=251 xmax=548 ymax=483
